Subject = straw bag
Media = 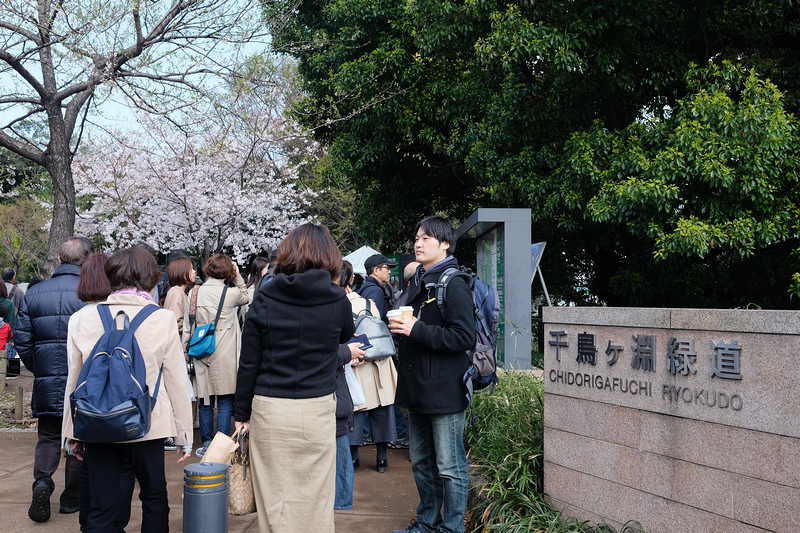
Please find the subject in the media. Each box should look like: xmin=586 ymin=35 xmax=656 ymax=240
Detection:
xmin=228 ymin=434 xmax=256 ymax=515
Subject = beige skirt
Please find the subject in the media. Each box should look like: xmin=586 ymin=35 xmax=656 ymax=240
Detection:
xmin=249 ymin=393 xmax=336 ymax=533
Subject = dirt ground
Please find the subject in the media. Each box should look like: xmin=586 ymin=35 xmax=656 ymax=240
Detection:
xmin=1 ymin=370 xmax=35 ymax=428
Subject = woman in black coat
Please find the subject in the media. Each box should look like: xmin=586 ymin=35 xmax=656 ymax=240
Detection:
xmin=235 ymin=223 xmax=362 ymax=533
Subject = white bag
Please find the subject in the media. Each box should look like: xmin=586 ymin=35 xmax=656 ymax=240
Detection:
xmin=344 ymin=363 xmax=366 ymax=407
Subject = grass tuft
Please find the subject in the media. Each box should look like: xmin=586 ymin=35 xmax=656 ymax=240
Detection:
xmin=464 ymin=371 xmax=644 ymax=533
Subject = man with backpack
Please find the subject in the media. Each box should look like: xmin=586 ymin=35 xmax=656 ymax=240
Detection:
xmin=389 ymin=216 xmax=475 ymax=533
xmin=16 ymin=237 xmax=94 ymax=523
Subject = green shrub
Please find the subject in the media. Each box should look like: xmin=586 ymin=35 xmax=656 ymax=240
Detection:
xmin=464 ymin=371 xmax=644 ymax=533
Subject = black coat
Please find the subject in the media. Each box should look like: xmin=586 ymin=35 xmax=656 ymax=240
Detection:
xmin=16 ymin=263 xmax=86 ymax=417
xmin=335 ymin=344 xmax=355 ymax=437
xmin=357 ymin=275 xmax=390 ymax=321
xmin=395 ymin=258 xmax=475 ymax=414
xmin=235 ymin=269 xmax=355 ymax=422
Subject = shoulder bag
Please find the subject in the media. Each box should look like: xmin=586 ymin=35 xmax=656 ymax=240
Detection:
xmin=187 ymin=285 xmax=228 ymax=359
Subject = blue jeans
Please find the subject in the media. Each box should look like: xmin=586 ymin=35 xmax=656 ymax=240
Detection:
xmin=407 ymin=410 xmax=468 ymax=533
xmin=334 ymin=434 xmax=354 ymax=510
xmin=198 ymin=394 xmax=234 ymax=445
xmin=395 ymin=404 xmax=408 ymax=438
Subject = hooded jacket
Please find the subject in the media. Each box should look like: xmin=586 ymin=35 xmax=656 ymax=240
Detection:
xmin=235 ymin=269 xmax=355 ymax=422
xmin=394 ymin=257 xmax=475 ymax=414
xmin=16 ymin=263 xmax=85 ymax=417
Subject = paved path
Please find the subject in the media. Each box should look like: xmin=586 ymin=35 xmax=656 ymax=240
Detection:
xmin=2 ymin=370 xmax=418 ymax=532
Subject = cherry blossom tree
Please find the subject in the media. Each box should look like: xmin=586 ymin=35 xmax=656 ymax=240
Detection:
xmin=73 ymin=115 xmax=315 ymax=263
xmin=0 ymin=0 xmax=277 ymax=272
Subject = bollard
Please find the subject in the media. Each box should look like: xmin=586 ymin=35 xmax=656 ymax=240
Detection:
xmin=0 ymin=348 xmax=6 ymax=389
xmin=15 ymin=385 xmax=23 ymax=422
xmin=183 ymin=462 xmax=229 ymax=533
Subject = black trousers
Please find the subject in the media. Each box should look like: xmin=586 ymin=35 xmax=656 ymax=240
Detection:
xmin=33 ymin=415 xmax=81 ymax=507
xmin=78 ymin=454 xmax=135 ymax=532
xmin=84 ymin=440 xmax=169 ymax=533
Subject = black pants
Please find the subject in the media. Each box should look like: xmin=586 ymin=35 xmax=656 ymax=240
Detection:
xmin=84 ymin=440 xmax=169 ymax=533
xmin=33 ymin=415 xmax=80 ymax=507
xmin=79 ymin=454 xmax=135 ymax=532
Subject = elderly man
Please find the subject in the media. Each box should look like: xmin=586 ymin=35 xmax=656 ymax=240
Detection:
xmin=17 ymin=237 xmax=94 ymax=523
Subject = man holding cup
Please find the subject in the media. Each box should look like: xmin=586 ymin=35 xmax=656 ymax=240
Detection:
xmin=389 ymin=216 xmax=475 ymax=533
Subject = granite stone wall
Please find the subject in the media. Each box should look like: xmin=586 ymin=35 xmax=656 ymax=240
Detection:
xmin=542 ymin=307 xmax=800 ymax=533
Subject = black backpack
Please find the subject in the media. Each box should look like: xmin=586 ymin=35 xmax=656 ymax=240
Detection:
xmin=431 ymin=267 xmax=500 ymax=403
xmin=70 ymin=304 xmax=161 ymax=443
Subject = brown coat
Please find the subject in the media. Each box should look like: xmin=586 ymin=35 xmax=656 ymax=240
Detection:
xmin=347 ymin=291 xmax=398 ymax=410
xmin=182 ymin=276 xmax=249 ymax=402
xmin=62 ymin=295 xmax=194 ymax=446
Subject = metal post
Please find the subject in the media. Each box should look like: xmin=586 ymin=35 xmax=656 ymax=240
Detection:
xmin=183 ymin=462 xmax=229 ymax=533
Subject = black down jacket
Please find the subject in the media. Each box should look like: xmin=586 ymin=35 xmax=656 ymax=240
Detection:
xmin=16 ymin=263 xmax=86 ymax=417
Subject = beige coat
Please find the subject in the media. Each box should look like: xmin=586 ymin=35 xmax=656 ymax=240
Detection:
xmin=347 ymin=291 xmax=398 ymax=411
xmin=182 ymin=276 xmax=249 ymax=402
xmin=62 ymin=295 xmax=194 ymax=446
xmin=163 ymin=285 xmax=189 ymax=336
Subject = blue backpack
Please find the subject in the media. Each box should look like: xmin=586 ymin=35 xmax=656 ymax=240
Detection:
xmin=434 ymin=267 xmax=500 ymax=403
xmin=70 ymin=304 xmax=161 ymax=443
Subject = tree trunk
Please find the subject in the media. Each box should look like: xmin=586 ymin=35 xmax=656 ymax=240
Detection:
xmin=43 ymin=133 xmax=76 ymax=275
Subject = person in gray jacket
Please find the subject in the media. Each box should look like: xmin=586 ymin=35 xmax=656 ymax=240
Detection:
xmin=16 ymin=236 xmax=94 ymax=523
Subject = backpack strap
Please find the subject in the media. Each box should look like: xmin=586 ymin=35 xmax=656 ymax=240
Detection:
xmin=96 ymin=304 xmax=163 ymax=400
xmin=353 ymin=298 xmax=373 ymax=319
xmin=188 ymin=286 xmax=200 ymax=328
xmin=434 ymin=267 xmax=474 ymax=315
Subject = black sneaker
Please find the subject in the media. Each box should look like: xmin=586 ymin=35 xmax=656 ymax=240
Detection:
xmin=388 ymin=436 xmax=409 ymax=449
xmin=28 ymin=480 xmax=52 ymax=523
xmin=163 ymin=437 xmax=178 ymax=451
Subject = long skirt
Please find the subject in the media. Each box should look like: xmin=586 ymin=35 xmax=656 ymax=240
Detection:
xmin=249 ymin=393 xmax=336 ymax=533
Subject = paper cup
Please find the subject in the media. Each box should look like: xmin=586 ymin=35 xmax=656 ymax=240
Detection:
xmin=387 ymin=310 xmax=403 ymax=323
xmin=399 ymin=306 xmax=414 ymax=317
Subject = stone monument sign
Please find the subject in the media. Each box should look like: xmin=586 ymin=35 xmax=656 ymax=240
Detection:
xmin=543 ymin=307 xmax=800 ymax=533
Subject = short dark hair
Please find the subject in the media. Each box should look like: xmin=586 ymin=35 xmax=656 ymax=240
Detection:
xmin=1 ymin=268 xmax=15 ymax=282
xmin=59 ymin=237 xmax=95 ymax=266
xmin=203 ymin=254 xmax=236 ymax=280
xmin=27 ymin=276 xmax=44 ymax=289
xmin=274 ymin=223 xmax=342 ymax=280
xmin=105 ymin=247 xmax=161 ymax=293
xmin=414 ymin=216 xmax=456 ymax=256
xmin=167 ymin=257 xmax=195 ymax=287
xmin=338 ymin=260 xmax=354 ymax=288
xmin=77 ymin=253 xmax=112 ymax=303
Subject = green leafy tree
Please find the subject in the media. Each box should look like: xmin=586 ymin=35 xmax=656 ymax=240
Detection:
xmin=269 ymin=0 xmax=800 ymax=307
xmin=0 ymin=196 xmax=50 ymax=278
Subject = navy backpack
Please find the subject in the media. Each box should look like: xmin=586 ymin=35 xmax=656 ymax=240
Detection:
xmin=70 ymin=304 xmax=161 ymax=443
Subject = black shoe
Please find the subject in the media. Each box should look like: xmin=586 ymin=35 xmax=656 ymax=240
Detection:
xmin=59 ymin=505 xmax=80 ymax=514
xmin=376 ymin=459 xmax=388 ymax=473
xmin=28 ymin=480 xmax=52 ymax=523
xmin=352 ymin=458 xmax=360 ymax=470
